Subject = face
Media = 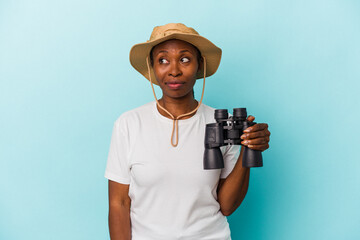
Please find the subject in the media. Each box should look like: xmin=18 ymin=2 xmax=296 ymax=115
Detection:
xmin=151 ymin=39 xmax=201 ymax=100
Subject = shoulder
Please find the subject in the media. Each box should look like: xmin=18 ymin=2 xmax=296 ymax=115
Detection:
xmin=199 ymin=103 xmax=216 ymax=123
xmin=200 ymin=103 xmax=215 ymax=114
xmin=114 ymin=101 xmax=155 ymax=130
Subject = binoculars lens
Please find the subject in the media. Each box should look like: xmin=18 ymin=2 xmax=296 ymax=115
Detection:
xmin=214 ymin=109 xmax=228 ymax=121
xmin=233 ymin=108 xmax=247 ymax=120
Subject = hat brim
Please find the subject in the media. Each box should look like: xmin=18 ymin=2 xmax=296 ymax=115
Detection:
xmin=129 ymin=33 xmax=222 ymax=85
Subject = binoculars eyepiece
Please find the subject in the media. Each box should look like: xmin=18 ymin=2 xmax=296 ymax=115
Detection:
xmin=203 ymin=108 xmax=263 ymax=169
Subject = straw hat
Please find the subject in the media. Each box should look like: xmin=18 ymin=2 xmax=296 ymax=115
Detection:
xmin=129 ymin=23 xmax=222 ymax=85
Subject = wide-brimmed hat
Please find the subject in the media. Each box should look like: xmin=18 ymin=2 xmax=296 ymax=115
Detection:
xmin=129 ymin=23 xmax=222 ymax=85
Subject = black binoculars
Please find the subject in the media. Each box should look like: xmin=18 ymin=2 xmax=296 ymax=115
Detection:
xmin=203 ymin=108 xmax=263 ymax=169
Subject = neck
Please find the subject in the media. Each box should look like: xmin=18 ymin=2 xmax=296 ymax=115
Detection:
xmin=157 ymin=94 xmax=198 ymax=119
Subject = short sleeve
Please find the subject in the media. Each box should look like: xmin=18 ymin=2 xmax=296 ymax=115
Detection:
xmin=104 ymin=120 xmax=131 ymax=184
xmin=220 ymin=144 xmax=240 ymax=179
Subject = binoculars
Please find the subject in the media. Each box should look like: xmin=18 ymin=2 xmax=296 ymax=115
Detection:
xmin=203 ymin=108 xmax=263 ymax=169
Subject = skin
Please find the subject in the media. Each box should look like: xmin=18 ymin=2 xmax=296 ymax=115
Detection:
xmin=151 ymin=39 xmax=202 ymax=119
xmin=108 ymin=39 xmax=271 ymax=239
xmin=108 ymin=181 xmax=131 ymax=240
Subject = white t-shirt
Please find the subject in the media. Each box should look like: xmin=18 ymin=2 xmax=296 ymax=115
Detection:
xmin=105 ymin=101 xmax=240 ymax=240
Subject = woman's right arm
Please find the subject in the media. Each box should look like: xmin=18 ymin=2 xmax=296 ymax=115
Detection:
xmin=108 ymin=180 xmax=131 ymax=240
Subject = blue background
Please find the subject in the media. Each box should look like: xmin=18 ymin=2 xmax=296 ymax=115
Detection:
xmin=1 ymin=0 xmax=359 ymax=239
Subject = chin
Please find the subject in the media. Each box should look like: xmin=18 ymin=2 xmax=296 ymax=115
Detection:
xmin=164 ymin=90 xmax=193 ymax=100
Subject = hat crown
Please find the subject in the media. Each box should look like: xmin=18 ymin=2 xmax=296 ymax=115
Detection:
xmin=149 ymin=23 xmax=199 ymax=42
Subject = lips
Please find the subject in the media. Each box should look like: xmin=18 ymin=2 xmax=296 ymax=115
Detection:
xmin=166 ymin=80 xmax=185 ymax=90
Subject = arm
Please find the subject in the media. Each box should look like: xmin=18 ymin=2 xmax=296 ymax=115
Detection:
xmin=217 ymin=117 xmax=270 ymax=216
xmin=217 ymin=147 xmax=250 ymax=216
xmin=108 ymin=180 xmax=131 ymax=240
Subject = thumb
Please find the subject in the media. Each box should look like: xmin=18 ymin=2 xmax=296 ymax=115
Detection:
xmin=247 ymin=115 xmax=255 ymax=122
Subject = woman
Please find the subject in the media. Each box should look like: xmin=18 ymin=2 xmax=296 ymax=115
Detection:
xmin=105 ymin=23 xmax=270 ymax=240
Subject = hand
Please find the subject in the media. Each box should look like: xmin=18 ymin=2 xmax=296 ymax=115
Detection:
xmin=240 ymin=115 xmax=270 ymax=151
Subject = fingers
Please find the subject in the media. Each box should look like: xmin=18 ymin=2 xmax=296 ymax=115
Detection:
xmin=246 ymin=143 xmax=269 ymax=151
xmin=247 ymin=115 xmax=255 ymax=122
xmin=241 ymin=129 xmax=270 ymax=140
xmin=244 ymin=123 xmax=268 ymax=133
xmin=241 ymin=136 xmax=269 ymax=145
xmin=240 ymin=122 xmax=270 ymax=151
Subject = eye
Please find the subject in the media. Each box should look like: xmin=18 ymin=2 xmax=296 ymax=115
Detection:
xmin=159 ymin=58 xmax=169 ymax=64
xmin=181 ymin=57 xmax=190 ymax=63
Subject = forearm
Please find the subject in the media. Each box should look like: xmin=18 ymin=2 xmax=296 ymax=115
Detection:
xmin=109 ymin=204 xmax=131 ymax=240
xmin=218 ymin=147 xmax=250 ymax=216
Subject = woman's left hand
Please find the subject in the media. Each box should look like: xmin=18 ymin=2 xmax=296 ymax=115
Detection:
xmin=240 ymin=115 xmax=270 ymax=151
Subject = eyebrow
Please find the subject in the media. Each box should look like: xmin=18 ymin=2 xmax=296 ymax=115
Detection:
xmin=180 ymin=50 xmax=192 ymax=53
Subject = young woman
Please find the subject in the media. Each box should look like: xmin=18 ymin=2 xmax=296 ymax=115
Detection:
xmin=105 ymin=23 xmax=270 ymax=240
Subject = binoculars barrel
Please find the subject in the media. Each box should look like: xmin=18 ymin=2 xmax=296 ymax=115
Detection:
xmin=214 ymin=108 xmax=248 ymax=122
xmin=203 ymin=108 xmax=263 ymax=169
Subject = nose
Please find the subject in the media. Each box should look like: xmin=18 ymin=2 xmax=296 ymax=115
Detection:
xmin=169 ymin=61 xmax=182 ymax=77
